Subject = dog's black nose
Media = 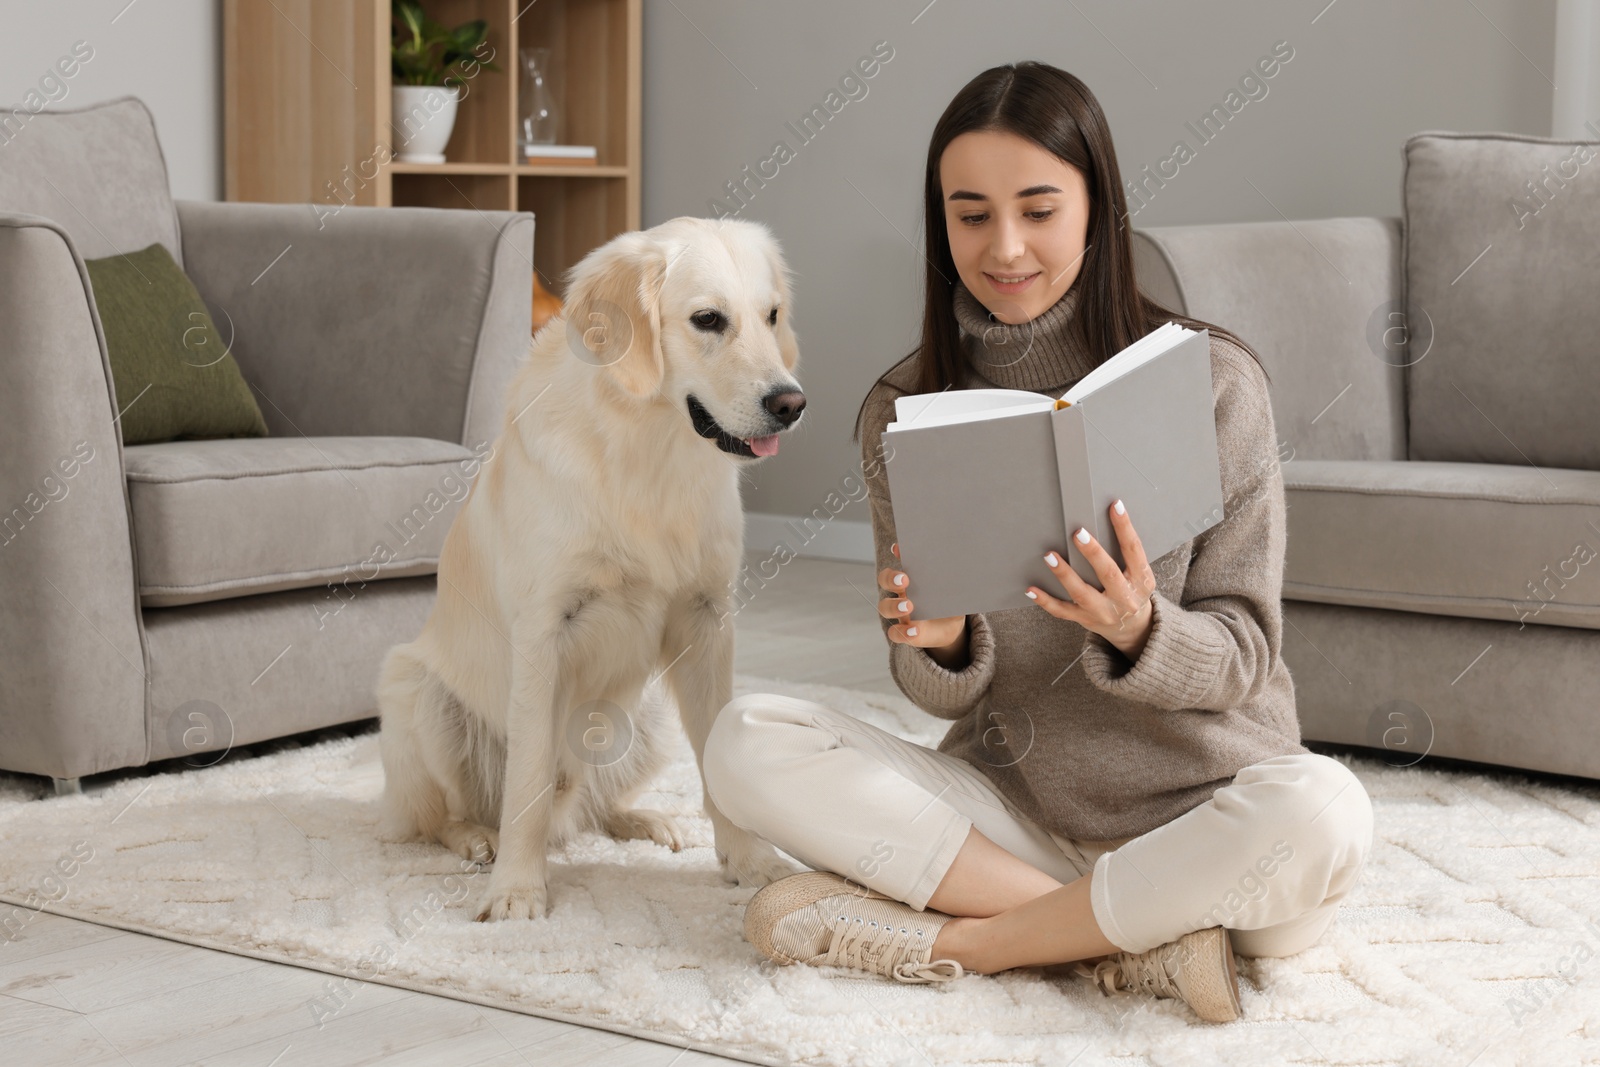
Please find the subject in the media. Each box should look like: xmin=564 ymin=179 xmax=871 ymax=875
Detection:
xmin=763 ymin=389 xmax=806 ymax=427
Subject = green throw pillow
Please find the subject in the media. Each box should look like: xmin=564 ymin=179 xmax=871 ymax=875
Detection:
xmin=84 ymin=242 xmax=269 ymax=445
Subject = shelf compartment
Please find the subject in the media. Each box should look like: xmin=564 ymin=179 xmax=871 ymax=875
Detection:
xmin=516 ymin=173 xmax=628 ymax=295
xmin=516 ymin=0 xmax=632 ymax=168
xmin=393 ymin=171 xmax=513 ymax=211
xmin=389 ymin=0 xmax=514 ymax=166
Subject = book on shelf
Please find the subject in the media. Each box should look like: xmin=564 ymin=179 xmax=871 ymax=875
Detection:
xmin=881 ymin=323 xmax=1223 ymax=619
xmin=523 ymin=143 xmax=598 ymax=165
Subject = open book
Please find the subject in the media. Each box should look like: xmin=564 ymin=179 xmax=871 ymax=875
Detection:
xmin=881 ymin=324 xmax=1223 ymax=619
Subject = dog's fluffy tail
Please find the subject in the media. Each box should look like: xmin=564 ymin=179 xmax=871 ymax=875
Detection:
xmin=377 ymin=643 xmax=507 ymax=841
xmin=376 ymin=645 xmax=451 ymax=843
xmin=457 ymin=696 xmax=506 ymax=828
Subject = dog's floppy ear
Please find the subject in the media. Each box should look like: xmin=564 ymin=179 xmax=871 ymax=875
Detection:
xmin=561 ymin=230 xmax=668 ymax=398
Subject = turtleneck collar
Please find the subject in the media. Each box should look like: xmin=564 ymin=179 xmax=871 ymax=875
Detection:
xmin=950 ymin=278 xmax=1101 ymax=394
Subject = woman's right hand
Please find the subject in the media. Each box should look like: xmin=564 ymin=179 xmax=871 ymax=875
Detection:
xmin=878 ymin=542 xmax=970 ymax=668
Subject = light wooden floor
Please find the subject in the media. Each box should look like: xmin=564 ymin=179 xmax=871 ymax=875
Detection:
xmin=0 ymin=553 xmax=896 ymax=1067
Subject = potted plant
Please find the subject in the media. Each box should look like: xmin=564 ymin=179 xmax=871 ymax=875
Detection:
xmin=390 ymin=0 xmax=500 ymax=163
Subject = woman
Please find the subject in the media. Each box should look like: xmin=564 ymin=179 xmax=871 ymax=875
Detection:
xmin=700 ymin=61 xmax=1373 ymax=1024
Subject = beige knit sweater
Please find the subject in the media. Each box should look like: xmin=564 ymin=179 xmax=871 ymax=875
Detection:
xmin=857 ymin=278 xmax=1308 ymax=843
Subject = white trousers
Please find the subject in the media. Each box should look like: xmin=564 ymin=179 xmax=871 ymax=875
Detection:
xmin=703 ymin=693 xmax=1374 ymax=958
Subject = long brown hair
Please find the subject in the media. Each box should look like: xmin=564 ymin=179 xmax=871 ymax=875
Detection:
xmin=852 ymin=60 xmax=1270 ymax=444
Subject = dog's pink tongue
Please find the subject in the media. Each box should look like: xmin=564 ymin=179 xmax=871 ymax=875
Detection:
xmin=747 ymin=434 xmax=781 ymax=457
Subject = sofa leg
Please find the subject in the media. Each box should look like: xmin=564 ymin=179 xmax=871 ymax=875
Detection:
xmin=52 ymin=777 xmax=82 ymax=797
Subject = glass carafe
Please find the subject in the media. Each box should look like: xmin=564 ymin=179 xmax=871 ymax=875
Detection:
xmin=518 ymin=47 xmax=560 ymax=147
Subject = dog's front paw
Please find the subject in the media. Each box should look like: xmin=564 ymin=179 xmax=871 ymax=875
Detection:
xmin=605 ymin=808 xmax=686 ymax=852
xmin=717 ymin=832 xmax=800 ymax=888
xmin=472 ymin=881 xmax=548 ymax=922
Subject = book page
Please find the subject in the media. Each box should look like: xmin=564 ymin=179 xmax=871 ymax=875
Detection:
xmin=888 ymin=388 xmax=1054 ymax=430
xmin=1060 ymin=323 xmax=1194 ymax=405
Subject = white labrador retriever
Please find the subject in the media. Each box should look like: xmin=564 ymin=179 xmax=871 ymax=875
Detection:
xmin=376 ymin=216 xmax=805 ymax=921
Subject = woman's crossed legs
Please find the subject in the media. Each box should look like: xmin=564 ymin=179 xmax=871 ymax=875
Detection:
xmin=703 ymin=692 xmax=1373 ymax=971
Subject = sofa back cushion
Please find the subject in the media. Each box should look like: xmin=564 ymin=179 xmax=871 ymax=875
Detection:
xmin=0 ymin=95 xmax=182 ymax=267
xmin=1133 ymin=217 xmax=1407 ymax=463
xmin=1403 ymin=131 xmax=1600 ymax=470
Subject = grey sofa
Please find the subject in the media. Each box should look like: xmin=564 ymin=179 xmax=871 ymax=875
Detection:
xmin=0 ymin=97 xmax=534 ymax=791
xmin=1132 ymin=130 xmax=1600 ymax=782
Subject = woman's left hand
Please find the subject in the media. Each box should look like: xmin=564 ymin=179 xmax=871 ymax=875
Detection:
xmin=1027 ymin=498 xmax=1157 ymax=661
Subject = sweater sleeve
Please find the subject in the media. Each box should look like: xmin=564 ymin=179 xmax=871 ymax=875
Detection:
xmin=859 ymin=387 xmax=998 ymax=721
xmin=1078 ymin=340 xmax=1290 ymax=712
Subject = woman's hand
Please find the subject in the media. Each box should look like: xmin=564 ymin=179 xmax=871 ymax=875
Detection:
xmin=1027 ymin=498 xmax=1157 ymax=661
xmin=879 ymin=542 xmax=970 ymax=669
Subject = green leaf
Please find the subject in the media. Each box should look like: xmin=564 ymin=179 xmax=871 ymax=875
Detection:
xmin=388 ymin=4 xmax=501 ymax=86
xmin=450 ymin=20 xmax=488 ymax=52
xmin=392 ymin=0 xmax=425 ymax=43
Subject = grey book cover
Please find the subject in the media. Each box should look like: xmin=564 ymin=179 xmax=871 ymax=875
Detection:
xmin=882 ymin=328 xmax=1222 ymax=620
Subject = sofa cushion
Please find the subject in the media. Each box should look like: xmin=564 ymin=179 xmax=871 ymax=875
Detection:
xmin=125 ymin=436 xmax=483 ymax=607
xmin=84 ymin=242 xmax=269 ymax=445
xmin=1403 ymin=132 xmax=1600 ymax=470
xmin=0 ymin=96 xmax=182 ymax=267
xmin=1133 ymin=217 xmax=1407 ymax=464
xmin=1282 ymin=459 xmax=1600 ymax=630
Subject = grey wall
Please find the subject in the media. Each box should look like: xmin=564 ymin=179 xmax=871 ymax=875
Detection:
xmin=642 ymin=0 xmax=1559 ymax=554
xmin=0 ymin=0 xmax=221 ymax=202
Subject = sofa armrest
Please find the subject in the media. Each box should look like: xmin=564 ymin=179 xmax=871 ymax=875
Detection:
xmin=1133 ymin=216 xmax=1407 ymax=464
xmin=175 ymin=201 xmax=534 ymax=448
xmin=0 ymin=213 xmax=149 ymax=780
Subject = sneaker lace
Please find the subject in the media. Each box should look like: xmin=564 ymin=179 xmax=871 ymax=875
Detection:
xmin=822 ymin=915 xmax=964 ymax=984
xmin=1075 ymin=943 xmax=1181 ymax=1000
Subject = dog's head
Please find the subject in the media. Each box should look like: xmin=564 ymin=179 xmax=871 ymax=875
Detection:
xmin=560 ymin=216 xmax=804 ymax=460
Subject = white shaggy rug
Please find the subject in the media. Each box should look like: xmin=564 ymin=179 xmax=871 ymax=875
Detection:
xmin=1 ymin=673 xmax=1598 ymax=1067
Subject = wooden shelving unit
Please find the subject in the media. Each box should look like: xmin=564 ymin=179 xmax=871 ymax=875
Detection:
xmin=223 ymin=0 xmax=641 ymax=298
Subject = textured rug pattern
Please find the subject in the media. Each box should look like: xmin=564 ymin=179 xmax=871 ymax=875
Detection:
xmin=1 ymin=673 xmax=1598 ymax=1066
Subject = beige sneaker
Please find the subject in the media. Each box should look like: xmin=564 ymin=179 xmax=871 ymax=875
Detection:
xmin=1072 ymin=926 xmax=1242 ymax=1023
xmin=743 ymin=871 xmax=964 ymax=984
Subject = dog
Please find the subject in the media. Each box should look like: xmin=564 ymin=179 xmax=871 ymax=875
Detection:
xmin=376 ymin=216 xmax=806 ymax=921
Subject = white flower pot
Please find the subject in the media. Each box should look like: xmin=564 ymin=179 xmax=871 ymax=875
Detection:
xmin=391 ymin=85 xmax=461 ymax=163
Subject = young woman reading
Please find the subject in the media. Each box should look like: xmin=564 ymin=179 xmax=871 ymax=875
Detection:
xmin=701 ymin=60 xmax=1374 ymax=1024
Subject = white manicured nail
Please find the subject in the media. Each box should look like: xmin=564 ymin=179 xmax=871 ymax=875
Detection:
xmin=1114 ymin=499 xmax=1126 ymax=515
xmin=1075 ymin=528 xmax=1091 ymax=544
xmin=906 ymin=626 xmax=918 ymax=636
xmin=894 ymin=574 xmax=906 ymax=587
xmin=898 ymin=601 xmax=910 ymax=613
xmin=1044 ymin=552 xmax=1059 ymax=567
xmin=1025 ymin=590 xmax=1037 ymax=600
